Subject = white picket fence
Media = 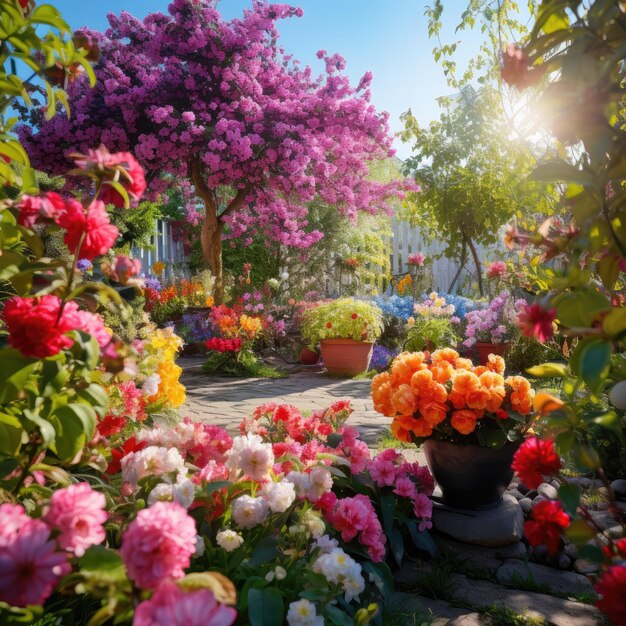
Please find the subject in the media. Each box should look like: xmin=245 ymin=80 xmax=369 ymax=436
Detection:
xmin=134 ymin=216 xmax=496 ymax=293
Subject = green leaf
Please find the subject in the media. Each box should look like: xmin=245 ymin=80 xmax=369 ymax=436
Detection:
xmin=555 ymin=430 xmax=576 ymax=454
xmin=597 ymin=255 xmax=619 ymax=291
xmin=578 ymin=339 xmax=612 ymax=393
xmin=29 ymin=4 xmax=70 ymax=31
xmin=565 ymin=519 xmax=595 ymax=545
xmin=323 ymin=605 xmax=354 ymax=626
xmin=204 ymin=480 xmax=232 ymax=496
xmin=248 ymin=587 xmax=284 ymax=626
xmin=362 ymin=561 xmax=395 ymax=600
xmin=0 ymin=412 xmax=24 ymax=456
xmin=103 ymin=180 xmax=130 ymax=208
xmin=557 ymin=483 xmax=580 ymax=516
xmin=0 ymin=348 xmax=38 ymax=404
xmin=0 ymin=456 xmax=20 ymax=478
xmin=77 ymin=383 xmax=109 ymax=418
xmin=525 ymin=362 xmax=568 ymax=378
xmin=249 ymin=536 xmax=280 ymax=566
xmin=578 ymin=544 xmax=604 ymax=563
xmin=405 ymin=518 xmax=437 ymax=557
xmin=556 ymin=290 xmax=611 ymax=328
xmin=528 ymin=160 xmax=595 ymax=186
xmin=602 ymin=308 xmax=626 ymax=339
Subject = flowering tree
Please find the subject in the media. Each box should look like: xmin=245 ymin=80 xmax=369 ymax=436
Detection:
xmin=20 ymin=0 xmax=407 ymax=300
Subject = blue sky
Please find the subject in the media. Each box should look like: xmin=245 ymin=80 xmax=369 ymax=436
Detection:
xmin=52 ymin=0 xmax=486 ymax=159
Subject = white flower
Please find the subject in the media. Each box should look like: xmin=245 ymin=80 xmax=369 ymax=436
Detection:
xmin=286 ymin=599 xmax=323 ymax=626
xmin=194 ymin=535 xmax=205 ymax=557
xmin=142 ymin=373 xmax=161 ymax=397
xmin=172 ymin=477 xmax=196 ymax=509
xmin=286 ymin=471 xmax=311 ymax=497
xmin=314 ymin=534 xmax=339 ymax=553
xmin=147 ymin=482 xmax=173 ymax=505
xmin=306 ymin=466 xmax=333 ymax=502
xmin=265 ymin=571 xmax=275 ymax=582
xmin=302 ymin=510 xmax=325 ymax=538
xmin=274 ymin=566 xmax=287 ymax=581
xmin=216 ymin=529 xmax=244 ymax=552
xmin=227 ymin=433 xmax=274 ymax=482
xmin=280 ymin=272 xmax=289 ymax=281
xmin=313 ymin=548 xmax=365 ymax=602
xmin=122 ymin=446 xmax=186 ymax=487
xmin=263 ymin=480 xmax=296 ymax=513
xmin=232 ymin=495 xmax=269 ymax=529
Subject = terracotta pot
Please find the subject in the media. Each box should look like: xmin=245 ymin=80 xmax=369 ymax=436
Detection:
xmin=423 ymin=439 xmax=521 ymax=510
xmin=319 ymin=338 xmax=373 ymax=376
xmin=299 ymin=347 xmax=320 ymax=365
xmin=475 ymin=342 xmax=512 ymax=366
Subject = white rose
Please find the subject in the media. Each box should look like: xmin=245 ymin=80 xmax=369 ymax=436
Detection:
xmin=216 ymin=529 xmax=244 ymax=552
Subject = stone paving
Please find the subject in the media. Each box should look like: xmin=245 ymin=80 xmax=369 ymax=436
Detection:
xmin=180 ymin=358 xmax=389 ymax=444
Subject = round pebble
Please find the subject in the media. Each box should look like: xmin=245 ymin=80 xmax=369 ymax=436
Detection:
xmin=564 ymin=543 xmax=579 ymax=559
xmin=532 ymin=495 xmax=546 ymax=506
xmin=532 ymin=545 xmax=549 ymax=562
xmin=519 ymin=497 xmax=532 ymax=515
xmin=538 ymin=482 xmax=558 ymax=500
xmin=610 ymin=479 xmax=626 ymax=500
xmin=508 ymin=488 xmax=524 ymax=500
xmin=574 ymin=558 xmax=599 ymax=574
xmin=557 ymin=553 xmax=572 ymax=570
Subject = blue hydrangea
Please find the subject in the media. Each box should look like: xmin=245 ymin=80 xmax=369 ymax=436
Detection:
xmin=370 ymin=344 xmax=397 ymax=372
xmin=372 ymin=295 xmax=414 ymax=320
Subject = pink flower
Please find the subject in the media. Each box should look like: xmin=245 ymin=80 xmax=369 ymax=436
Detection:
xmin=407 ymin=252 xmax=425 ymax=266
xmin=1 ymin=295 xmax=81 ymax=358
xmin=134 ymin=583 xmax=237 ymax=626
xmin=394 ymin=476 xmax=417 ymax=499
xmin=329 ymin=496 xmax=370 ymax=542
xmin=486 ymin=261 xmax=507 ymax=279
xmin=75 ymin=310 xmax=111 ymax=348
xmin=412 ymin=493 xmax=433 ymax=519
xmin=120 ymin=501 xmax=197 ymax=590
xmin=0 ymin=512 xmax=70 ymax=607
xmin=112 ymin=254 xmax=142 ymax=284
xmin=0 ymin=503 xmax=30 ymax=547
xmin=369 ymin=459 xmax=396 ymax=487
xmin=517 ymin=302 xmax=557 ymax=343
xmin=45 ymin=483 xmax=107 ymax=556
xmin=56 ymin=199 xmax=119 ymax=260
xmin=16 ymin=192 xmax=65 ymax=229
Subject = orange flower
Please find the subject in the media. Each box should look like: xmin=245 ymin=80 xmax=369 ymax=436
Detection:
xmin=473 ymin=365 xmax=488 ymax=376
xmin=431 ymin=360 xmax=454 ymax=384
xmin=411 ymin=369 xmax=447 ymax=404
xmin=391 ymin=415 xmax=419 ymax=442
xmin=487 ymin=354 xmax=505 ymax=375
xmin=391 ymin=383 xmax=417 ymax=416
xmin=478 ymin=371 xmax=506 ymax=413
xmin=533 ymin=392 xmax=564 ymax=417
xmin=454 ymin=357 xmax=473 ymax=370
xmin=450 ymin=409 xmax=479 ymax=435
xmin=449 ymin=371 xmax=489 ymax=410
xmin=431 ymin=348 xmax=459 ymax=365
xmin=412 ymin=417 xmax=434 ymax=437
xmin=372 ymin=372 xmax=395 ymax=417
xmin=418 ymin=400 xmax=448 ymax=426
xmin=506 ymin=375 xmax=535 ymax=415
xmin=390 ymin=351 xmax=426 ymax=385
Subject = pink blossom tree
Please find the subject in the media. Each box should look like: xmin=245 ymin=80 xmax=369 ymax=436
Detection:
xmin=20 ymin=0 xmax=406 ymax=299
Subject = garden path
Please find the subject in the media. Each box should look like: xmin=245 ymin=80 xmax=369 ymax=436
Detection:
xmin=179 ymin=357 xmax=393 ymax=445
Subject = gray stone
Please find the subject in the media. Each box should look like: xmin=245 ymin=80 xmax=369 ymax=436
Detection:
xmin=448 ymin=572 xmax=602 ymax=626
xmin=519 ymin=497 xmax=532 ymax=515
xmin=496 ymin=559 xmax=595 ymax=597
xmin=431 ymin=494 xmax=524 ymax=547
xmin=412 ymin=597 xmax=482 ymax=626
xmin=507 ymin=488 xmax=524 ymax=500
xmin=557 ymin=553 xmax=572 ymax=570
xmin=494 ymin=541 xmax=528 ymax=559
xmin=538 ymin=482 xmax=558 ymax=500
xmin=532 ymin=495 xmax=546 ymax=506
xmin=566 ymin=476 xmax=594 ymax=489
xmin=517 ymin=483 xmax=530 ymax=495
xmin=433 ymin=536 xmax=503 ymax=575
xmin=590 ymin=510 xmax=619 ymax=531
xmin=611 ymin=478 xmax=626 ymax=500
xmin=531 ymin=545 xmax=549 ymax=563
xmin=550 ymin=479 xmax=561 ymax=490
xmin=564 ymin=543 xmax=579 ymax=560
xmin=574 ymin=558 xmax=599 ymax=575
xmin=508 ymin=481 xmax=519 ymax=491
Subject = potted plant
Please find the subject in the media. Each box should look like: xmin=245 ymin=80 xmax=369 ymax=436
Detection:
xmin=301 ymin=298 xmax=383 ymax=375
xmin=371 ymin=348 xmax=536 ymax=509
xmin=463 ymin=291 xmax=524 ymax=365
xmin=407 ymin=292 xmax=461 ymax=351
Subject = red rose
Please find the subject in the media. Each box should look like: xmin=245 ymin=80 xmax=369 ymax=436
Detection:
xmin=511 ymin=437 xmax=561 ymax=489
xmin=1 ymin=295 xmax=81 ymax=358
xmin=98 ymin=414 xmax=127 ymax=437
xmin=595 ymin=565 xmax=626 ymax=626
xmin=56 ymin=199 xmax=119 ymax=261
xmin=524 ymin=500 xmax=569 ymax=555
xmin=107 ymin=437 xmax=146 ymax=474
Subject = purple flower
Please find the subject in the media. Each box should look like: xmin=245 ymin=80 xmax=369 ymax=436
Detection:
xmin=77 ymin=259 xmax=93 ymax=272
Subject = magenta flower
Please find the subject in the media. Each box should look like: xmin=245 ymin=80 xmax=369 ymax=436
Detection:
xmin=120 ymin=501 xmax=197 ymax=590
xmin=134 ymin=583 xmax=237 ymax=626
xmin=407 ymin=252 xmax=425 ymax=266
xmin=517 ymin=302 xmax=557 ymax=343
xmin=486 ymin=261 xmax=507 ymax=279
xmin=45 ymin=483 xmax=107 ymax=557
xmin=0 ymin=513 xmax=70 ymax=607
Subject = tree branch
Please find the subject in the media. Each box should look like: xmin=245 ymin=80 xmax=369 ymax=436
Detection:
xmin=221 ymin=184 xmax=252 ymax=218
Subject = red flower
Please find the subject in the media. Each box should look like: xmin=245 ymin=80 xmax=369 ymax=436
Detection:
xmin=56 ymin=199 xmax=119 ymax=261
xmin=1 ymin=295 xmax=81 ymax=358
xmin=496 ymin=409 xmax=509 ymax=420
xmin=97 ymin=413 xmax=127 ymax=437
xmin=16 ymin=192 xmax=64 ymax=229
xmin=107 ymin=437 xmax=146 ymax=474
xmin=524 ymin=500 xmax=569 ymax=555
xmin=511 ymin=437 xmax=561 ymax=489
xmin=595 ymin=565 xmax=626 ymax=626
xmin=326 ymin=322 xmax=332 ymax=329
xmin=517 ymin=302 xmax=557 ymax=343
xmin=351 ymin=313 xmax=358 ymax=320
xmin=98 ymin=152 xmax=146 ymax=208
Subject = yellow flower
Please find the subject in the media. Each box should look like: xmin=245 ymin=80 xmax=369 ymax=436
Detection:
xmin=205 ymin=296 xmax=215 ymax=307
xmin=152 ymin=261 xmax=166 ymax=277
xmin=240 ymin=314 xmax=262 ymax=338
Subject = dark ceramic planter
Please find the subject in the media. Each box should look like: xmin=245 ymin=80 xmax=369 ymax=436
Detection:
xmin=423 ymin=439 xmax=521 ymax=510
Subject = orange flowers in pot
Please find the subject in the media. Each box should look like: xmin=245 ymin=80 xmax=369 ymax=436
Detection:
xmin=371 ymin=349 xmax=536 ymax=446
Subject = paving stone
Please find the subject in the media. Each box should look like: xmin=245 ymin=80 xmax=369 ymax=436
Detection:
xmin=432 ymin=494 xmax=524 ymax=547
xmin=496 ymin=559 xmax=595 ymax=596
xmin=448 ymin=572 xmax=602 ymax=626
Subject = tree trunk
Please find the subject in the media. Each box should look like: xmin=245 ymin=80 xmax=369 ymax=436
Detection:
xmin=448 ymin=240 xmax=468 ymax=294
xmin=201 ymin=206 xmax=224 ymax=303
xmin=466 ymin=235 xmax=484 ymax=296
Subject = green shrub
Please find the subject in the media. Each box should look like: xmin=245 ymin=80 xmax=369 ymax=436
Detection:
xmin=378 ymin=314 xmax=408 ymax=350
xmin=405 ymin=316 xmax=458 ymax=352
xmin=590 ymin=413 xmax=626 ymax=480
